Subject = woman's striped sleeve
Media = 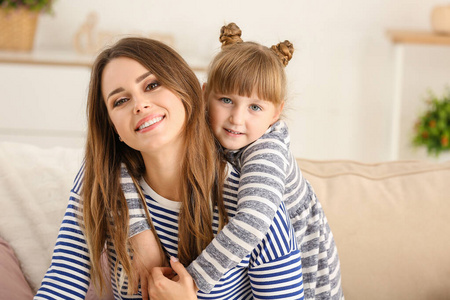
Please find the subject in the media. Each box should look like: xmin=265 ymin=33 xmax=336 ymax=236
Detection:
xmin=34 ymin=167 xmax=91 ymax=300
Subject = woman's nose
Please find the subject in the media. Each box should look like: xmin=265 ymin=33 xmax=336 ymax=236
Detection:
xmin=134 ymin=97 xmax=151 ymax=114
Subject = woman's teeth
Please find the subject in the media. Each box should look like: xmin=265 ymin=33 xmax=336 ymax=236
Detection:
xmin=138 ymin=116 xmax=163 ymax=130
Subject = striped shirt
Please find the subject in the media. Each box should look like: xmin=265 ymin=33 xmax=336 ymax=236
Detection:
xmin=128 ymin=120 xmax=343 ymax=299
xmin=34 ymin=163 xmax=304 ymax=299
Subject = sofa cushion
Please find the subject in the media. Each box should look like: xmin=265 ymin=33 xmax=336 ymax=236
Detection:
xmin=297 ymin=159 xmax=450 ymax=300
xmin=0 ymin=236 xmax=34 ymax=300
xmin=0 ymin=142 xmax=84 ymax=293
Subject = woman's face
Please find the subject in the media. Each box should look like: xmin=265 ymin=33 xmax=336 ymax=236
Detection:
xmin=101 ymin=57 xmax=186 ymax=155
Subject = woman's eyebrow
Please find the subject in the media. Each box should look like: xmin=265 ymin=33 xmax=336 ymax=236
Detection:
xmin=106 ymin=72 xmax=153 ymax=101
xmin=136 ymin=71 xmax=152 ymax=83
xmin=107 ymin=87 xmax=124 ymax=101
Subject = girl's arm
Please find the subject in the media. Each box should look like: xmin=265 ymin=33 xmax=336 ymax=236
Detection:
xmin=121 ymin=165 xmax=152 ymax=238
xmin=187 ymin=127 xmax=290 ymax=293
xmin=145 ymin=201 xmax=304 ymax=300
xmin=121 ymin=164 xmax=162 ymax=268
xmin=121 ymin=165 xmax=165 ymax=297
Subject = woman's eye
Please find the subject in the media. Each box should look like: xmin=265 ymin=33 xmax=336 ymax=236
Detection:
xmin=250 ymin=104 xmax=262 ymax=111
xmin=220 ymin=97 xmax=232 ymax=104
xmin=114 ymin=98 xmax=129 ymax=107
xmin=146 ymin=81 xmax=160 ymax=90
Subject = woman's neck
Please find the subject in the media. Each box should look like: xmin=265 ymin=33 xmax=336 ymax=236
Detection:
xmin=141 ymin=145 xmax=184 ymax=202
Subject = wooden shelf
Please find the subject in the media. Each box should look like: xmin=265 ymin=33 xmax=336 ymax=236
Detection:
xmin=0 ymin=49 xmax=207 ymax=71
xmin=386 ymin=30 xmax=450 ymax=46
xmin=0 ymin=49 xmax=95 ymax=67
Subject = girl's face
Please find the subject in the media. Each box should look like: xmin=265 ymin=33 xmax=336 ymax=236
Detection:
xmin=207 ymin=90 xmax=283 ymax=150
xmin=102 ymin=57 xmax=186 ymax=155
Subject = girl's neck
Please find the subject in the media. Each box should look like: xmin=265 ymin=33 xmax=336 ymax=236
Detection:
xmin=141 ymin=144 xmax=184 ymax=202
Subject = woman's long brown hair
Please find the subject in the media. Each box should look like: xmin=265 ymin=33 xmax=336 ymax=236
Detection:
xmin=82 ymin=37 xmax=227 ymax=295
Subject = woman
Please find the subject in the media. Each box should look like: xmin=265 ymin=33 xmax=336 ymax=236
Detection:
xmin=34 ymin=37 xmax=303 ymax=300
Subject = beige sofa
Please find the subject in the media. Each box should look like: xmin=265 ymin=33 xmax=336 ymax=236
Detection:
xmin=298 ymin=158 xmax=450 ymax=300
xmin=0 ymin=141 xmax=449 ymax=299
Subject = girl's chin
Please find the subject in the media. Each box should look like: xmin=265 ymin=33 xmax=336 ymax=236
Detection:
xmin=221 ymin=142 xmax=244 ymax=151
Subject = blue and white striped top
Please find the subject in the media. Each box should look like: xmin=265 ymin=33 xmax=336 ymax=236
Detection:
xmin=34 ymin=163 xmax=305 ymax=300
xmin=128 ymin=121 xmax=343 ymax=299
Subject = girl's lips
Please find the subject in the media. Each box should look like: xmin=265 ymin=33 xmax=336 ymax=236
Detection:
xmin=225 ymin=128 xmax=244 ymax=135
xmin=135 ymin=115 xmax=164 ymax=131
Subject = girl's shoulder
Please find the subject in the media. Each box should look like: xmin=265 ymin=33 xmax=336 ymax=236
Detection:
xmin=264 ymin=119 xmax=290 ymax=140
xmin=224 ymin=121 xmax=291 ymax=171
xmin=241 ymin=120 xmax=290 ymax=160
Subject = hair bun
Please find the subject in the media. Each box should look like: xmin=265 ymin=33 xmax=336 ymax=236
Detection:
xmin=271 ymin=40 xmax=294 ymax=66
xmin=219 ymin=23 xmax=243 ymax=48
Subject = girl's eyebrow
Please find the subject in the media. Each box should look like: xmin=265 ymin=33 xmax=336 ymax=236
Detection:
xmin=250 ymin=97 xmax=266 ymax=103
xmin=106 ymin=72 xmax=153 ymax=101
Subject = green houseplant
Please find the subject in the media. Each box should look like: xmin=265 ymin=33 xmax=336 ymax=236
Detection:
xmin=413 ymin=89 xmax=450 ymax=156
xmin=0 ymin=0 xmax=53 ymax=13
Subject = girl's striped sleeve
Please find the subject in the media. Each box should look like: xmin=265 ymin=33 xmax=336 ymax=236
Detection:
xmin=187 ymin=127 xmax=290 ymax=293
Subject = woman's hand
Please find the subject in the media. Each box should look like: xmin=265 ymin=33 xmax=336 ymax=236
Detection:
xmin=148 ymin=256 xmax=198 ymax=300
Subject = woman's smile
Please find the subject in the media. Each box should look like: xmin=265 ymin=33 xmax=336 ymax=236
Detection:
xmin=102 ymin=57 xmax=186 ymax=155
xmin=136 ymin=115 xmax=165 ymax=132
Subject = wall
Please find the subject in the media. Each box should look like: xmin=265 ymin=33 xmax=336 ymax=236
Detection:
xmin=0 ymin=63 xmax=90 ymax=149
xmin=3 ymin=0 xmax=449 ymax=161
xmin=398 ymin=45 xmax=450 ymax=162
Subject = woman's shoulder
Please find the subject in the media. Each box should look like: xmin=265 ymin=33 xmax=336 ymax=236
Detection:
xmin=70 ymin=162 xmax=86 ymax=195
xmin=249 ymin=201 xmax=298 ymax=263
xmin=224 ymin=161 xmax=240 ymax=183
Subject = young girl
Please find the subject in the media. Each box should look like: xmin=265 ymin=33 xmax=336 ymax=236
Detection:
xmin=34 ymin=37 xmax=303 ymax=300
xmin=129 ymin=23 xmax=343 ymax=300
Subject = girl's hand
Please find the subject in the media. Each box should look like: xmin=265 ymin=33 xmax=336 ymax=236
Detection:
xmin=130 ymin=230 xmax=166 ymax=299
xmin=148 ymin=256 xmax=198 ymax=300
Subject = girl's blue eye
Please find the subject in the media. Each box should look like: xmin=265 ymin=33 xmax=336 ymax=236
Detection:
xmin=220 ymin=97 xmax=232 ymax=104
xmin=250 ymin=104 xmax=262 ymax=111
xmin=114 ymin=98 xmax=129 ymax=107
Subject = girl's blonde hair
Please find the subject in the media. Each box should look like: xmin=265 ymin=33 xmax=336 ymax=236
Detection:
xmin=205 ymin=22 xmax=294 ymax=106
xmin=83 ymin=37 xmax=227 ymax=295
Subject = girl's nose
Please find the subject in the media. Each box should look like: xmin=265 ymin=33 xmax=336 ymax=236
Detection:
xmin=229 ymin=108 xmax=244 ymax=125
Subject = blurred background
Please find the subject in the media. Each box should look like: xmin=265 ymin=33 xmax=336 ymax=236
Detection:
xmin=1 ymin=0 xmax=449 ymax=162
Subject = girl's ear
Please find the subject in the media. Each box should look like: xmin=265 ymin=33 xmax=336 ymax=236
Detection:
xmin=272 ymin=101 xmax=285 ymax=123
